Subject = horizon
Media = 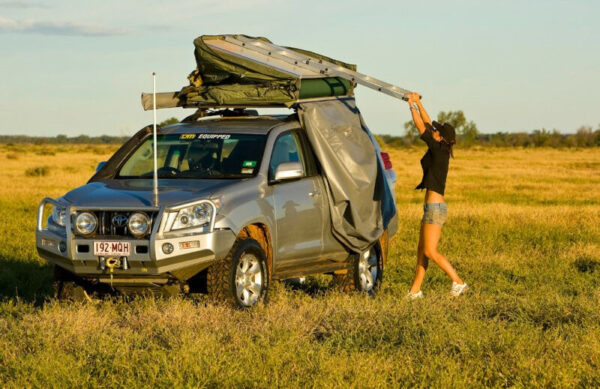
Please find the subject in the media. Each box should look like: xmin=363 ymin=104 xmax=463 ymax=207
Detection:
xmin=1 ymin=0 xmax=599 ymax=137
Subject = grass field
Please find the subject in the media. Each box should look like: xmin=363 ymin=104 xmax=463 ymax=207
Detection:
xmin=0 ymin=143 xmax=599 ymax=387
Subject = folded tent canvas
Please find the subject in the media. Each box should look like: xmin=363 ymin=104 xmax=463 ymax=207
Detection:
xmin=141 ymin=34 xmax=357 ymax=110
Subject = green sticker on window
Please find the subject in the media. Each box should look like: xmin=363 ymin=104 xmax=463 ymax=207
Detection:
xmin=242 ymin=160 xmax=257 ymax=168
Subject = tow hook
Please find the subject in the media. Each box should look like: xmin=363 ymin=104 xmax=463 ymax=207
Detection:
xmin=106 ymin=257 xmax=119 ymax=287
xmin=100 ymin=257 xmax=128 ymax=271
xmin=106 ymin=257 xmax=121 ymax=271
xmin=103 ymin=257 xmax=128 ymax=287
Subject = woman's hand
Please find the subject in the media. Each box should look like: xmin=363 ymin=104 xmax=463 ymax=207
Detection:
xmin=406 ymin=92 xmax=426 ymax=134
xmin=405 ymin=92 xmax=421 ymax=103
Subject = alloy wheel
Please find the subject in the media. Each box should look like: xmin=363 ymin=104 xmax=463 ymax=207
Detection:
xmin=358 ymin=247 xmax=378 ymax=292
xmin=234 ymin=253 xmax=263 ymax=307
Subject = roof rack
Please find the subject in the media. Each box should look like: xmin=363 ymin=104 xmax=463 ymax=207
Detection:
xmin=181 ymin=108 xmax=260 ymax=123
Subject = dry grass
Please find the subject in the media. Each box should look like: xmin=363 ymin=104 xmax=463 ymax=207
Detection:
xmin=0 ymin=144 xmax=599 ymax=387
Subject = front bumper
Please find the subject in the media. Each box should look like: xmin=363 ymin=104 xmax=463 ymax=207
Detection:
xmin=36 ymin=228 xmax=236 ymax=283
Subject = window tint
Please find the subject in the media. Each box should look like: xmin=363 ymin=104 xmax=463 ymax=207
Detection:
xmin=118 ymin=133 xmax=266 ymax=179
xmin=269 ymin=132 xmax=306 ymax=180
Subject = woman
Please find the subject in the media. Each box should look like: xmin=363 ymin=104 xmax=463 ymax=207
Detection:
xmin=404 ymin=92 xmax=468 ymax=298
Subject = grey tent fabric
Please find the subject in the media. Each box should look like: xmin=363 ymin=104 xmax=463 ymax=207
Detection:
xmin=298 ymin=98 xmax=386 ymax=252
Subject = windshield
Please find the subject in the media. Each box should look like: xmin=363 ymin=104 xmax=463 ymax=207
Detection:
xmin=118 ymin=133 xmax=266 ymax=179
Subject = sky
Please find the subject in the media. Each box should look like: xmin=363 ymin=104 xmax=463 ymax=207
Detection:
xmin=0 ymin=0 xmax=598 ymax=137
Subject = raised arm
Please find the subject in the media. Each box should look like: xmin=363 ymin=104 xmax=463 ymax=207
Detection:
xmin=413 ymin=95 xmax=432 ymax=126
xmin=405 ymin=92 xmax=431 ymax=135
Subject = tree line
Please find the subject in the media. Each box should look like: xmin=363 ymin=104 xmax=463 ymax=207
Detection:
xmin=1 ymin=114 xmax=598 ymax=147
xmin=0 ymin=134 xmax=130 ymax=145
xmin=379 ymin=110 xmax=600 ymax=148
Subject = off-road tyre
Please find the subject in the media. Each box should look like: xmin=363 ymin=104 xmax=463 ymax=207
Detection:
xmin=207 ymin=238 xmax=269 ymax=308
xmin=333 ymin=243 xmax=383 ymax=296
xmin=53 ymin=265 xmax=92 ymax=302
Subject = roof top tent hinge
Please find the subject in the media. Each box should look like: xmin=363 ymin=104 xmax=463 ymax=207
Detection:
xmin=204 ymin=35 xmax=415 ymax=102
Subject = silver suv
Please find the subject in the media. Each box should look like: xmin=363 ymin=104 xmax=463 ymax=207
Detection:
xmin=36 ymin=113 xmax=397 ymax=307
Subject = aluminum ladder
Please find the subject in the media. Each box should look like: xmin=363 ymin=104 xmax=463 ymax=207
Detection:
xmin=205 ymin=35 xmax=415 ymax=101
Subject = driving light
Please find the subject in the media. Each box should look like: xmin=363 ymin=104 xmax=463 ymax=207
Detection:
xmin=128 ymin=212 xmax=151 ymax=238
xmin=75 ymin=212 xmax=97 ymax=236
xmin=170 ymin=202 xmax=213 ymax=231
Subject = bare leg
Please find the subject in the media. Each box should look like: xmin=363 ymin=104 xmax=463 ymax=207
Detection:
xmin=422 ymin=223 xmax=463 ymax=284
xmin=409 ymin=223 xmax=429 ymax=293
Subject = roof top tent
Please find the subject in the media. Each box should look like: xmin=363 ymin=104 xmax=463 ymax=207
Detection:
xmin=141 ymin=34 xmax=415 ymax=112
xmin=140 ymin=34 xmax=411 ymax=252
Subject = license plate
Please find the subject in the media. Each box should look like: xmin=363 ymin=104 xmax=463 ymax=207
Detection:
xmin=94 ymin=241 xmax=131 ymax=257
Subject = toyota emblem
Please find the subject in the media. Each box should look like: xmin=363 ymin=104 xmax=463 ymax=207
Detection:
xmin=112 ymin=214 xmax=128 ymax=227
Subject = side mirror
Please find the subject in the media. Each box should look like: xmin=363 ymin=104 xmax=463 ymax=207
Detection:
xmin=96 ymin=161 xmax=107 ymax=172
xmin=274 ymin=162 xmax=303 ymax=181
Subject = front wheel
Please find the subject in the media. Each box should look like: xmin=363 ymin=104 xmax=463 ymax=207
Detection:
xmin=333 ymin=244 xmax=383 ymax=296
xmin=207 ymin=238 xmax=269 ymax=308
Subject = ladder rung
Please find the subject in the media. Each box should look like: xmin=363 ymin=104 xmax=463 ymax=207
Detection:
xmin=205 ymin=35 xmax=413 ymax=101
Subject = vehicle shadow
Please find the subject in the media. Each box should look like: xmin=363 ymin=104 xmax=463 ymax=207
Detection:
xmin=281 ymin=277 xmax=332 ymax=297
xmin=0 ymin=254 xmax=54 ymax=304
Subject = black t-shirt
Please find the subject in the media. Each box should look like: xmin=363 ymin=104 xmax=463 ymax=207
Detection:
xmin=415 ymin=125 xmax=450 ymax=196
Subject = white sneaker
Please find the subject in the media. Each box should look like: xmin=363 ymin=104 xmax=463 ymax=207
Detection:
xmin=406 ymin=290 xmax=423 ymax=300
xmin=450 ymin=282 xmax=469 ymax=296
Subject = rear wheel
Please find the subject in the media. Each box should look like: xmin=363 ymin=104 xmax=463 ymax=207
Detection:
xmin=207 ymin=238 xmax=269 ymax=308
xmin=333 ymin=244 xmax=383 ymax=296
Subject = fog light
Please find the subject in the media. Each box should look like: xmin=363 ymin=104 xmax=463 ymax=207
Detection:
xmin=59 ymin=241 xmax=67 ymax=253
xmin=162 ymin=243 xmax=174 ymax=255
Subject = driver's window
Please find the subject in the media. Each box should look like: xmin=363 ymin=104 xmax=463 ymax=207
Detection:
xmin=269 ymin=132 xmax=305 ymax=180
xmin=119 ymin=140 xmax=170 ymax=176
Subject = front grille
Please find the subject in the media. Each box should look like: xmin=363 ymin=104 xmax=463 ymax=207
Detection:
xmin=74 ymin=210 xmax=158 ymax=239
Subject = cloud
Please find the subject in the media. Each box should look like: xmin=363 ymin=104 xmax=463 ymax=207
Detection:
xmin=0 ymin=16 xmax=126 ymax=36
xmin=0 ymin=1 xmax=49 ymax=8
xmin=143 ymin=24 xmax=173 ymax=32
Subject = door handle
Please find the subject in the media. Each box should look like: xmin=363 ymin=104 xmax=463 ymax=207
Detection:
xmin=309 ymin=190 xmax=320 ymax=197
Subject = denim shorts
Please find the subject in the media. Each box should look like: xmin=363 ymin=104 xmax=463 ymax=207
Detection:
xmin=421 ymin=203 xmax=448 ymax=226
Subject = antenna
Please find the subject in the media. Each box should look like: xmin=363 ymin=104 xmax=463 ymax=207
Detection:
xmin=152 ymin=72 xmax=159 ymax=207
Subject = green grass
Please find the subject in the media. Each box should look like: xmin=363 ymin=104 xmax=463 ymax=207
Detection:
xmin=0 ymin=145 xmax=599 ymax=387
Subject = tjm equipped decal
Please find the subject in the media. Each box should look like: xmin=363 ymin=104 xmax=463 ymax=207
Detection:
xmin=197 ymin=134 xmax=231 ymax=140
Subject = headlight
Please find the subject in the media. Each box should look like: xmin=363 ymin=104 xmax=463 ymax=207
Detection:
xmin=51 ymin=206 xmax=66 ymax=227
xmin=128 ymin=212 xmax=151 ymax=237
xmin=170 ymin=202 xmax=214 ymax=231
xmin=75 ymin=212 xmax=97 ymax=236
